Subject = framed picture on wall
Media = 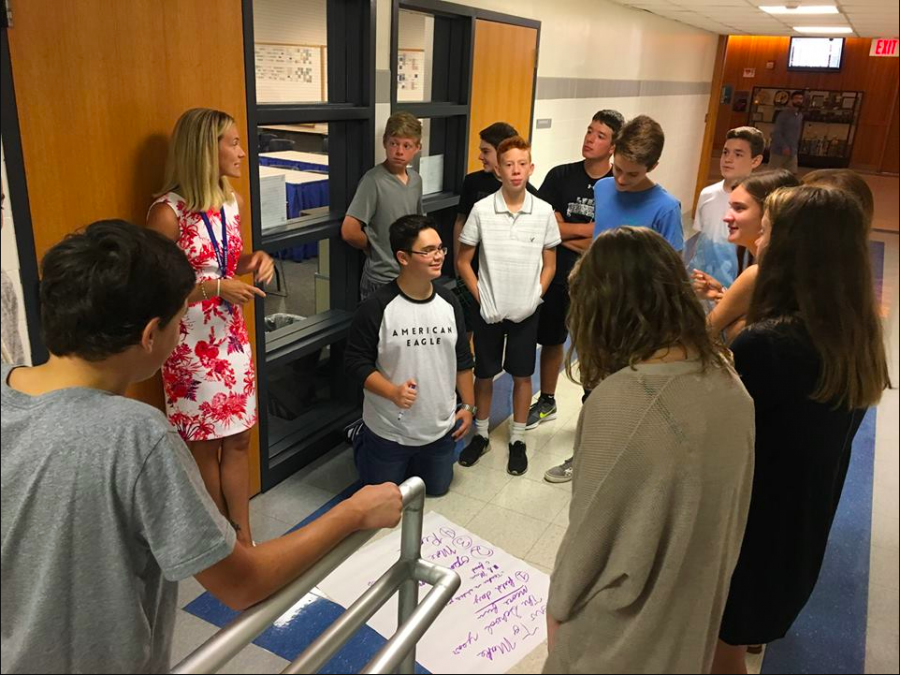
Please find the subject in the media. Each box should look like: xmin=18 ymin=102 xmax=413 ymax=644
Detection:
xmin=841 ymin=95 xmax=856 ymax=110
xmin=733 ymin=91 xmax=750 ymax=113
xmin=811 ymin=94 xmax=825 ymax=109
xmin=774 ymin=90 xmax=790 ymax=106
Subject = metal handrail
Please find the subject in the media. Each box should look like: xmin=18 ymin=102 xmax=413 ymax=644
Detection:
xmin=171 ymin=477 xmax=460 ymax=675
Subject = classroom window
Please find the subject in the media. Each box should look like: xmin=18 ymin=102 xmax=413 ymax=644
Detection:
xmin=245 ymin=0 xmax=374 ymax=488
xmin=256 ymin=122 xmax=330 ymax=236
xmin=397 ymin=10 xmax=434 ymax=103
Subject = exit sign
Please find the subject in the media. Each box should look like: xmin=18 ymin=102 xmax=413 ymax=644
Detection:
xmin=870 ymin=38 xmax=899 ymax=57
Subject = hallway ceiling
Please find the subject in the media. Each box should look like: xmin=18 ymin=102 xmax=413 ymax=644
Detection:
xmin=609 ymin=0 xmax=899 ymax=37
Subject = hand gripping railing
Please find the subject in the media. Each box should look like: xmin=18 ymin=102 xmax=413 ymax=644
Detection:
xmin=171 ymin=477 xmax=460 ymax=674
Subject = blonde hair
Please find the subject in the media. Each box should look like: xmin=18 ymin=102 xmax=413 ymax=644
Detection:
xmin=157 ymin=108 xmax=236 ymax=211
xmin=566 ymin=227 xmax=732 ymax=390
xmin=383 ymin=112 xmax=422 ymax=143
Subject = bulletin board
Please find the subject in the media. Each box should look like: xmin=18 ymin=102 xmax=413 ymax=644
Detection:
xmin=397 ymin=49 xmax=425 ymax=102
xmin=255 ymin=42 xmax=325 ymax=103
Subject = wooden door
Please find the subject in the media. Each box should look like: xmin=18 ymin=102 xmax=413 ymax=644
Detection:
xmin=692 ymin=35 xmax=729 ymax=215
xmin=7 ymin=0 xmax=262 ymax=494
xmin=467 ymin=20 xmax=538 ymax=173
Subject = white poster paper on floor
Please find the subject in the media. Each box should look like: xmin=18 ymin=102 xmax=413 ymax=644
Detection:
xmin=318 ymin=512 xmax=550 ymax=674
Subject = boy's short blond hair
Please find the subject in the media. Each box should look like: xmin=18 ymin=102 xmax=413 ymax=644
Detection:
xmin=383 ymin=112 xmax=422 ymax=143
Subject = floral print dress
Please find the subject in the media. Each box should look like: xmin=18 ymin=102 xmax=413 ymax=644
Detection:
xmin=154 ymin=191 xmax=257 ymax=442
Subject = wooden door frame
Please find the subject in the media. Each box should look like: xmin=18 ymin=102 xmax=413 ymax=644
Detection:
xmin=878 ymin=75 xmax=899 ymax=174
xmin=1 ymin=27 xmax=47 ymax=365
xmin=692 ymin=34 xmax=729 ymax=216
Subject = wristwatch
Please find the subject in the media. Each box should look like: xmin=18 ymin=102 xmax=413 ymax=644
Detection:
xmin=459 ymin=403 xmax=477 ymax=415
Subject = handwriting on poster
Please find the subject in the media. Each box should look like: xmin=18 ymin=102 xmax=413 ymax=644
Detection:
xmin=318 ymin=513 xmax=550 ymax=673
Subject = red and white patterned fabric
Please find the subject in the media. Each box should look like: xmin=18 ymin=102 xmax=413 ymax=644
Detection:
xmin=153 ymin=191 xmax=257 ymax=442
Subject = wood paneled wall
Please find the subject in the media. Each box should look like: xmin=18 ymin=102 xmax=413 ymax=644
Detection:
xmin=468 ymin=20 xmax=538 ymax=173
xmin=7 ymin=0 xmax=262 ymax=492
xmin=881 ymin=86 xmax=899 ymax=174
xmin=713 ymin=36 xmax=900 ymax=172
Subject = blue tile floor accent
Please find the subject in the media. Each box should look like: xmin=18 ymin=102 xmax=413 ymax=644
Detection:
xmin=762 ymin=408 xmax=876 ymax=674
xmin=184 ymin=480 xmax=431 ymax=673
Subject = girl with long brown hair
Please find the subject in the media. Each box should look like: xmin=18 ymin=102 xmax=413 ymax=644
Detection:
xmin=713 ymin=185 xmax=890 ymax=673
xmin=545 ymin=227 xmax=755 ymax=673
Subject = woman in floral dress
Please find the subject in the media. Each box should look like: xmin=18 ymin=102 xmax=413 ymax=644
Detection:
xmin=148 ymin=108 xmax=274 ymax=546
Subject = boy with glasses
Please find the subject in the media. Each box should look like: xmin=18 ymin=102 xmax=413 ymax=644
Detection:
xmin=346 ymin=215 xmax=476 ymax=495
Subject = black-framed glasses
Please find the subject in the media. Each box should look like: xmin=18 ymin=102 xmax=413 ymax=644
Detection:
xmin=406 ymin=246 xmax=448 ymax=259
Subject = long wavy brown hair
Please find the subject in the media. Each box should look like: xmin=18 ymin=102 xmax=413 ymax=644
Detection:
xmin=750 ymin=185 xmax=889 ymax=409
xmin=566 ymin=227 xmax=732 ymax=390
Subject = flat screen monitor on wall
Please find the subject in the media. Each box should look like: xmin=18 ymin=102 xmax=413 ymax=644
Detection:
xmin=788 ymin=37 xmax=845 ymax=72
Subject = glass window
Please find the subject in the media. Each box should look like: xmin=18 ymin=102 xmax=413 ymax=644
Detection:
xmin=256 ymin=123 xmax=330 ymax=235
xmin=265 ymin=340 xmax=358 ymax=461
xmin=397 ymin=10 xmax=434 ymax=102
xmin=254 ymin=0 xmax=328 ymax=104
xmin=263 ymin=237 xmax=332 ymax=324
xmin=412 ymin=118 xmax=443 ymax=196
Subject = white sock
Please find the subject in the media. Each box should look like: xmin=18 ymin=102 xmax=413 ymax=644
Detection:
xmin=475 ymin=417 xmax=490 ymax=439
xmin=510 ymin=421 xmax=526 ymax=445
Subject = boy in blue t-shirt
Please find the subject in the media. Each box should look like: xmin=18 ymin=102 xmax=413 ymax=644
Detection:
xmin=593 ymin=115 xmax=684 ymax=252
xmin=545 ymin=117 xmax=684 ymax=485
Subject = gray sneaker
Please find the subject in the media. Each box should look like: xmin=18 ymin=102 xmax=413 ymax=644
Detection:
xmin=526 ymin=395 xmax=558 ymax=430
xmin=544 ymin=457 xmax=573 ymax=483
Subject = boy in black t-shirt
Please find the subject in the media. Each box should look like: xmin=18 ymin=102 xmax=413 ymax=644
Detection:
xmin=452 ymin=122 xmax=539 ymax=336
xmin=529 ymin=110 xmax=625 ymax=483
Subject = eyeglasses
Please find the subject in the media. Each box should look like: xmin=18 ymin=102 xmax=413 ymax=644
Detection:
xmin=406 ymin=246 xmax=448 ymax=259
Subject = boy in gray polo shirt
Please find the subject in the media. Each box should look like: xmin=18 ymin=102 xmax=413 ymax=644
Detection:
xmin=341 ymin=112 xmax=425 ymax=300
xmin=456 ymin=136 xmax=560 ymax=476
xmin=1 ymin=221 xmax=402 ymax=673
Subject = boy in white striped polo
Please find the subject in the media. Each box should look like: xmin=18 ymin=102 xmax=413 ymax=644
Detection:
xmin=455 ymin=136 xmax=561 ymax=476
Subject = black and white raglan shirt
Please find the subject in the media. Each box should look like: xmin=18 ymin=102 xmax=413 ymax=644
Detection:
xmin=345 ymin=280 xmax=474 ymax=446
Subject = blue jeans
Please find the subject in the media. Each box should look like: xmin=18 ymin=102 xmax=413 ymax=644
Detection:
xmin=353 ymin=424 xmax=456 ymax=496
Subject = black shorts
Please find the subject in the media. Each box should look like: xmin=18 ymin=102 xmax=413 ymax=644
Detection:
xmin=537 ymin=280 xmax=570 ymax=346
xmin=472 ymin=307 xmax=540 ymax=379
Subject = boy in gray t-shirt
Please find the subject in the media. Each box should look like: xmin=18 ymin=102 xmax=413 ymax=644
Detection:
xmin=1 ymin=221 xmax=402 ymax=674
xmin=341 ymin=112 xmax=424 ymax=300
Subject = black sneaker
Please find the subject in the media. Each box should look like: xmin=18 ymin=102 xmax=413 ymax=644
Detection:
xmin=459 ymin=435 xmax=490 ymax=467
xmin=526 ymin=395 xmax=558 ymax=430
xmin=507 ymin=441 xmax=528 ymax=476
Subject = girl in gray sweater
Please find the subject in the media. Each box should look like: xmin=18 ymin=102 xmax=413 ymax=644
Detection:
xmin=545 ymin=226 xmax=755 ymax=674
